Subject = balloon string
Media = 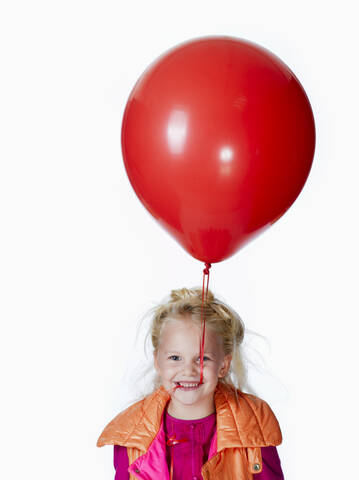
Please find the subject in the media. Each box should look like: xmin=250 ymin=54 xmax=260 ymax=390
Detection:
xmin=199 ymin=262 xmax=211 ymax=385
xmin=166 ymin=435 xmax=188 ymax=480
xmin=167 ymin=262 xmax=211 ymax=480
xmin=171 ymin=262 xmax=212 ymax=393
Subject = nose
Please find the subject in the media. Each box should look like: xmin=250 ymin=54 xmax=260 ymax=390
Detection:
xmin=181 ymin=359 xmax=200 ymax=378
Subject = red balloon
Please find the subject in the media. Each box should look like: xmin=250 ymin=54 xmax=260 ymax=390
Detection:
xmin=121 ymin=36 xmax=316 ymax=263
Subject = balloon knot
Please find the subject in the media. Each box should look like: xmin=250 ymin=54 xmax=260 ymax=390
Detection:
xmin=203 ymin=262 xmax=212 ymax=275
xmin=166 ymin=435 xmax=188 ymax=447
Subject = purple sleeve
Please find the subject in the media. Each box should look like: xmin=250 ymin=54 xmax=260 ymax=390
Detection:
xmin=255 ymin=446 xmax=284 ymax=479
xmin=113 ymin=445 xmax=129 ymax=480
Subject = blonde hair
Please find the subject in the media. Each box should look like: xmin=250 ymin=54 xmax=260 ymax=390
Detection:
xmin=145 ymin=286 xmax=248 ymax=395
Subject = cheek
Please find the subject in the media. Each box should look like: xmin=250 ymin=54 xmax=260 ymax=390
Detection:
xmin=158 ymin=361 xmax=178 ymax=376
xmin=204 ymin=362 xmax=220 ymax=376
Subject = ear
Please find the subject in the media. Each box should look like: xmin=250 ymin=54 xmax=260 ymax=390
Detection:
xmin=218 ymin=354 xmax=232 ymax=378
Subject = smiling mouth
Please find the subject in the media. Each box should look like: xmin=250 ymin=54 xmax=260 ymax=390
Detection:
xmin=174 ymin=381 xmax=201 ymax=390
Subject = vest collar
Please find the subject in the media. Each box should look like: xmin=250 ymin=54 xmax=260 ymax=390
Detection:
xmin=97 ymin=382 xmax=282 ymax=452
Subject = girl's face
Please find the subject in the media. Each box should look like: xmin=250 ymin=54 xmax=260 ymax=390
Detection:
xmin=153 ymin=316 xmax=232 ymax=419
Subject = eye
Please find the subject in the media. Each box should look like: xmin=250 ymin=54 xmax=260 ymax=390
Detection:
xmin=197 ymin=356 xmax=211 ymax=362
xmin=168 ymin=355 xmax=211 ymax=362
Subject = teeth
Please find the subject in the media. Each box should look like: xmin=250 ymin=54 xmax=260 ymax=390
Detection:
xmin=178 ymin=382 xmax=199 ymax=387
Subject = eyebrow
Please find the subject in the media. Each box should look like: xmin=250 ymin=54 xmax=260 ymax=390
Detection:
xmin=166 ymin=351 xmax=216 ymax=357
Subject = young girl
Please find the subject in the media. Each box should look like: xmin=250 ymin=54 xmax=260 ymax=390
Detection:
xmin=97 ymin=287 xmax=284 ymax=479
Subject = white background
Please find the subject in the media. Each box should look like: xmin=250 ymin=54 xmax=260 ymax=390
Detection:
xmin=1 ymin=1 xmax=358 ymax=479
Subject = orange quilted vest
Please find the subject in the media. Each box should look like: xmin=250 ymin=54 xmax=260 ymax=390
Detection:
xmin=97 ymin=382 xmax=282 ymax=479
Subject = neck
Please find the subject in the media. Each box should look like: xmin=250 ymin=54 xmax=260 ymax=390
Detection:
xmin=166 ymin=397 xmax=216 ymax=420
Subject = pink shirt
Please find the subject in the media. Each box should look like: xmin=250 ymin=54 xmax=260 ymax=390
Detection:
xmin=114 ymin=409 xmax=284 ymax=479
